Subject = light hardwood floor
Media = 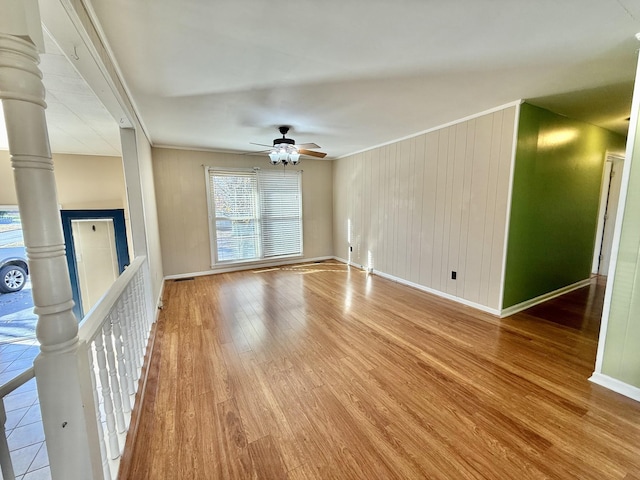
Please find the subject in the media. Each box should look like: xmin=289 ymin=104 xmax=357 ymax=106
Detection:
xmin=121 ymin=262 xmax=640 ymax=479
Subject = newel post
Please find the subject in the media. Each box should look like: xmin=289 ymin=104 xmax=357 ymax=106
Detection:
xmin=0 ymin=4 xmax=102 ymax=479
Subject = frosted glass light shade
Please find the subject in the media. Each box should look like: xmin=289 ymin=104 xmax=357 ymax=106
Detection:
xmin=289 ymin=152 xmax=300 ymax=165
xmin=269 ymin=151 xmax=281 ymax=165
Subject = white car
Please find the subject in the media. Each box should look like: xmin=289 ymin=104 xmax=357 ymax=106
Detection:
xmin=0 ymin=247 xmax=28 ymax=293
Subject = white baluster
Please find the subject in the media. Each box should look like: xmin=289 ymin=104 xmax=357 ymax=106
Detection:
xmin=137 ymin=272 xmax=150 ymax=335
xmin=94 ymin=332 xmax=120 ymax=460
xmin=142 ymin=267 xmax=153 ymax=331
xmin=133 ymin=278 xmax=147 ymax=365
xmin=123 ymin=286 xmax=140 ymax=386
xmin=0 ymin=399 xmax=15 ymax=480
xmin=126 ymin=286 xmax=142 ymax=377
xmin=118 ymin=296 xmax=136 ymax=396
xmin=139 ymin=272 xmax=150 ymax=350
xmin=112 ymin=304 xmax=132 ymax=417
xmin=103 ymin=317 xmax=126 ymax=435
xmin=87 ymin=346 xmax=111 ymax=479
xmin=133 ymin=277 xmax=146 ymax=360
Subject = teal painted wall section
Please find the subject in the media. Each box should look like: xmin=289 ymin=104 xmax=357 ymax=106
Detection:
xmin=503 ymin=103 xmax=625 ymax=309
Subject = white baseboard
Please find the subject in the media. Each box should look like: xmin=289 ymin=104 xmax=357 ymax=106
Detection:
xmin=499 ymin=278 xmax=592 ymax=318
xmin=332 ymin=256 xmax=370 ymax=271
xmin=331 ymin=257 xmax=499 ymax=315
xmin=154 ymin=278 xmax=165 ymax=321
xmin=589 ymin=372 xmax=640 ymax=402
xmin=374 ymin=270 xmax=500 ymax=315
xmin=164 ymin=256 xmax=335 ymax=280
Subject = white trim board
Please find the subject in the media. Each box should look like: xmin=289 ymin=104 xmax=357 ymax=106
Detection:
xmin=498 ymin=103 xmax=521 ymax=310
xmin=592 ymin=159 xmax=614 ymax=274
xmin=332 ymin=257 xmax=500 ymax=316
xmin=591 ymin=153 xmax=626 ymax=275
xmin=589 ymin=373 xmax=640 ymax=403
xmin=154 ymin=278 xmax=165 ymax=321
xmin=499 ymin=278 xmax=592 ymax=318
xmin=333 ymin=256 xmax=371 ymax=272
xmin=164 ymin=256 xmax=335 ymax=280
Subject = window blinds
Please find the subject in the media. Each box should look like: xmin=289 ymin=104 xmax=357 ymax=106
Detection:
xmin=210 ymin=171 xmax=259 ymax=262
xmin=258 ymin=171 xmax=302 ymax=258
xmin=208 ymin=168 xmax=302 ymax=264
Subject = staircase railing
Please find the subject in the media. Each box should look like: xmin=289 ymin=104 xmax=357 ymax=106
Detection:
xmin=0 ymin=255 xmax=153 ymax=479
xmin=76 ymin=255 xmax=152 ymax=478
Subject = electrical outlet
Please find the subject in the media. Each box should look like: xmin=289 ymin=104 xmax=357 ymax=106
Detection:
xmin=451 ymin=271 xmax=457 ymax=280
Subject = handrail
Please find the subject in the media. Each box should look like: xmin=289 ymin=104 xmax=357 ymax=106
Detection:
xmin=0 ymin=366 xmax=35 ymax=398
xmin=71 ymin=254 xmax=151 ymax=478
xmin=79 ymin=256 xmax=146 ymax=343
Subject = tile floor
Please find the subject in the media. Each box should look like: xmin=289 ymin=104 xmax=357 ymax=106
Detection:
xmin=0 ymin=339 xmax=50 ymax=480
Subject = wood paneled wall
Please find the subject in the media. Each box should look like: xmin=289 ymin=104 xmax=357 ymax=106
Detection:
xmin=152 ymin=148 xmax=334 ymax=277
xmin=333 ymin=106 xmax=517 ymax=310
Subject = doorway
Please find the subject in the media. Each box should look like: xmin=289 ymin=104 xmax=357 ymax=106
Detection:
xmin=61 ymin=209 xmax=129 ymax=319
xmin=593 ymin=154 xmax=624 ymax=276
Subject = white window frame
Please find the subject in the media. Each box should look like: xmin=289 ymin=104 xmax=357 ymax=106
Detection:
xmin=205 ymin=167 xmax=303 ymax=267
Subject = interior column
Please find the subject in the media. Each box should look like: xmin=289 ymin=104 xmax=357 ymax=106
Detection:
xmin=0 ymin=7 xmax=100 ymax=478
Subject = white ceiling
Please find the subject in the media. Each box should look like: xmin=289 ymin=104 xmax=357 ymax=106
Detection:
xmin=39 ymin=31 xmax=122 ymax=156
xmin=0 ymin=29 xmax=122 ymax=156
xmin=36 ymin=0 xmax=640 ymax=158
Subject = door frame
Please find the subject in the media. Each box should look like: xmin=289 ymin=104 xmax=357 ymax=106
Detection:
xmin=61 ymin=209 xmax=130 ymax=320
xmin=592 ymin=153 xmax=625 ymax=275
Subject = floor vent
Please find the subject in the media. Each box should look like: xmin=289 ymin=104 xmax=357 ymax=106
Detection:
xmin=174 ymin=277 xmax=195 ymax=282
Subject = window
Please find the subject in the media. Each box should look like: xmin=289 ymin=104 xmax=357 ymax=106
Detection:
xmin=206 ymin=168 xmax=303 ymax=265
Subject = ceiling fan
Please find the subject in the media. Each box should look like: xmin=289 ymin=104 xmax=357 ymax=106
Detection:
xmin=251 ymin=126 xmax=327 ymax=165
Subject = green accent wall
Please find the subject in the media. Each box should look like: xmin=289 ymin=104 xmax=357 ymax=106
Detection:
xmin=503 ymin=103 xmax=626 ymax=309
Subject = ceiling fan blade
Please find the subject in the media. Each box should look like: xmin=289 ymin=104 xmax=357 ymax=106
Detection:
xmin=242 ymin=149 xmax=271 ymax=155
xmin=295 ymin=142 xmax=320 ymax=149
xmin=250 ymin=142 xmax=274 ymax=148
xmin=298 ymin=149 xmax=327 ymax=158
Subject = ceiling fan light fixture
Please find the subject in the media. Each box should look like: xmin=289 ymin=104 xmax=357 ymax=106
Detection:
xmin=253 ymin=125 xmax=326 ymax=165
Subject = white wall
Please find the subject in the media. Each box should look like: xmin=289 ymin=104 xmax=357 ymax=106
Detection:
xmin=135 ymin=129 xmax=164 ymax=303
xmin=152 ymin=148 xmax=334 ymax=277
xmin=333 ymin=106 xmax=517 ymax=311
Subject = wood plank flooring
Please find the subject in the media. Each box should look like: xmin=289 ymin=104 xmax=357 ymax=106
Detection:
xmin=121 ymin=262 xmax=640 ymax=479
